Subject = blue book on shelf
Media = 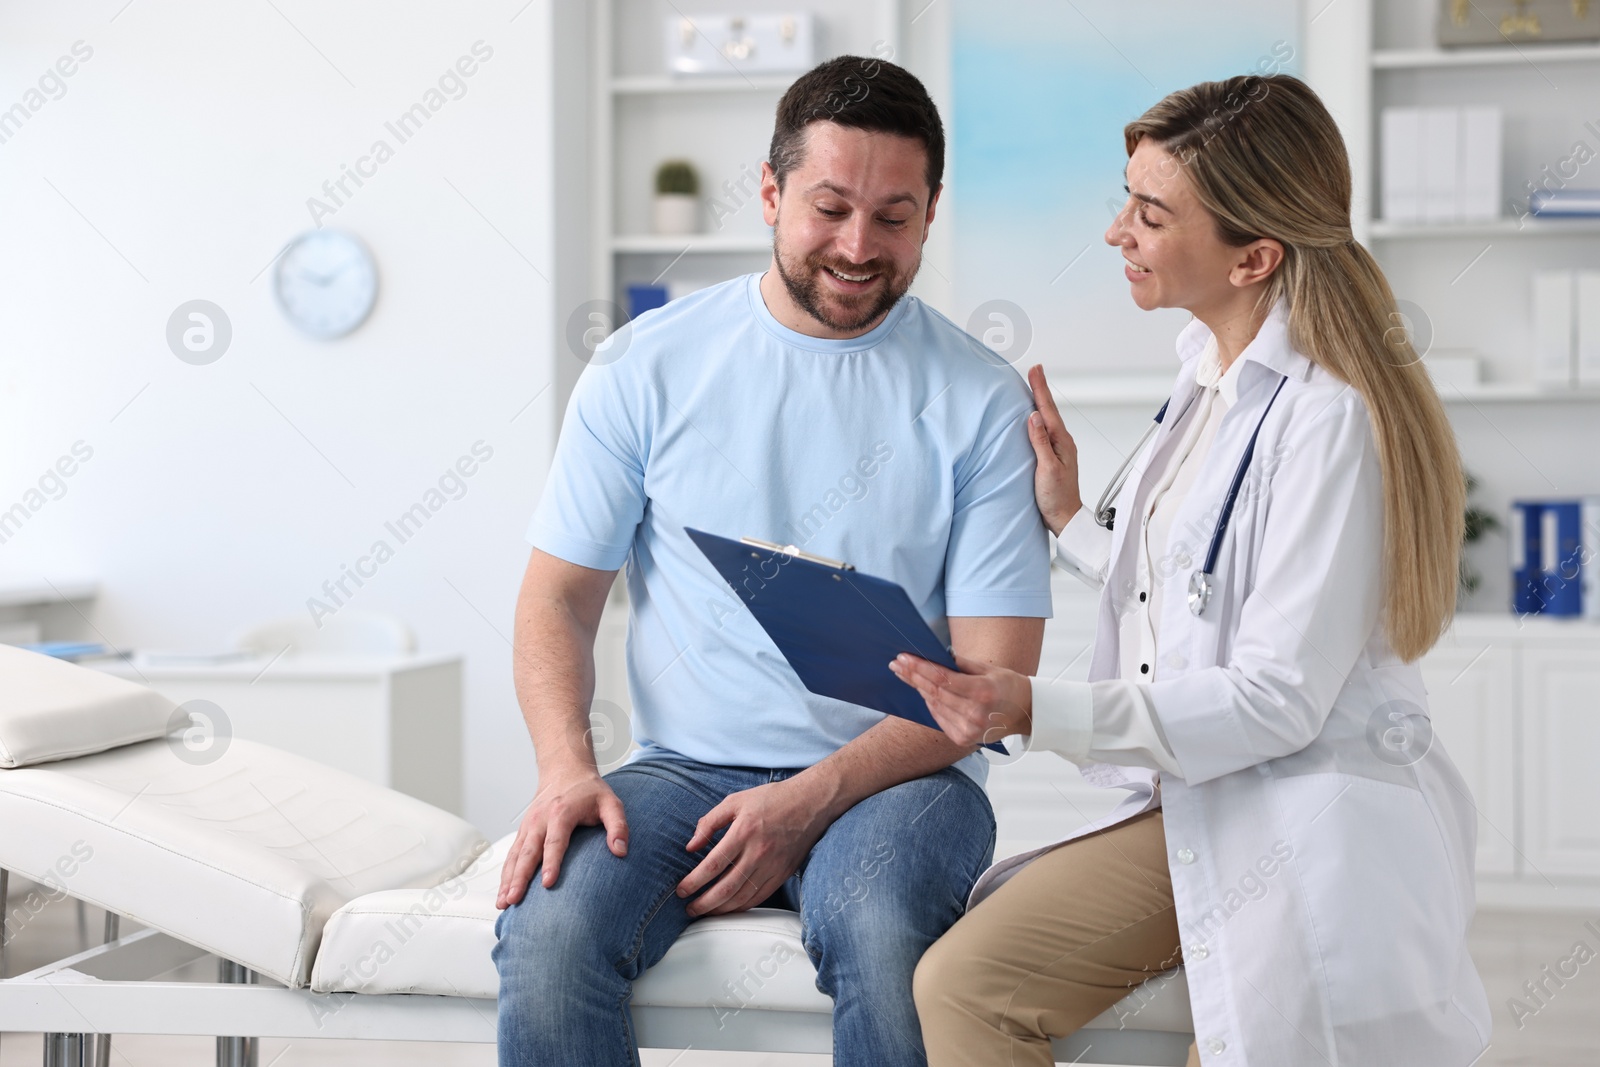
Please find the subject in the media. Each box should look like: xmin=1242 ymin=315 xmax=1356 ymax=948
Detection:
xmin=18 ymin=641 xmax=109 ymax=661
xmin=1510 ymin=501 xmax=1539 ymax=614
xmin=1530 ymin=188 xmax=1600 ymax=218
xmin=1511 ymin=499 xmax=1586 ymax=616
xmin=626 ymin=284 xmax=668 ymax=320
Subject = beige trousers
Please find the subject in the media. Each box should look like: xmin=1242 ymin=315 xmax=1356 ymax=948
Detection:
xmin=913 ymin=810 xmax=1200 ymax=1067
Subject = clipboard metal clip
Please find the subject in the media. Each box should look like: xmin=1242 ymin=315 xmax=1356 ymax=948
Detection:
xmin=739 ymin=536 xmax=856 ymax=572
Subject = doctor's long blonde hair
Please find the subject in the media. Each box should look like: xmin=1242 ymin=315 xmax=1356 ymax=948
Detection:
xmin=1125 ymin=74 xmax=1464 ymax=662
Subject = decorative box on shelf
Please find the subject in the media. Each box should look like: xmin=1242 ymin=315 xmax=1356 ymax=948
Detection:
xmin=1437 ymin=0 xmax=1600 ymax=48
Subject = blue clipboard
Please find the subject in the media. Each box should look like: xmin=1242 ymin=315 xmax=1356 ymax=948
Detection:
xmin=687 ymin=527 xmax=1005 ymax=753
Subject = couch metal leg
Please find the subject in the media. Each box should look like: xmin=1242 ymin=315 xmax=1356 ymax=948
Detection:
xmin=215 ymin=1035 xmax=259 ymax=1067
xmin=216 ymin=960 xmax=259 ymax=1067
xmin=43 ymin=1033 xmax=89 ymax=1067
xmin=83 ymin=912 xmax=123 ymax=1067
xmin=1 ymin=867 xmax=10 ymax=971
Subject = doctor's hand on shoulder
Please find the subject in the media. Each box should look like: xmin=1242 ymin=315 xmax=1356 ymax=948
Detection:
xmin=889 ymin=652 xmax=1032 ymax=749
xmin=1026 ymin=364 xmax=1082 ymax=537
xmin=887 ymin=365 xmax=1080 ymax=746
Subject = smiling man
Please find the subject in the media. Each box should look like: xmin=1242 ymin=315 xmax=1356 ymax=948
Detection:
xmin=492 ymin=56 xmax=1050 ymax=1067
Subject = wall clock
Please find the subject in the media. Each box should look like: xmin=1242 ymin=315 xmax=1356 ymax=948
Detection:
xmin=273 ymin=230 xmax=378 ymax=339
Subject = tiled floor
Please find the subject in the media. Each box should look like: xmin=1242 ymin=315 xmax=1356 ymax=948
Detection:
xmin=2 ymin=879 xmax=1596 ymax=1065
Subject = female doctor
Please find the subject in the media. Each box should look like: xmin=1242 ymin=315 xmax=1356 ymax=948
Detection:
xmin=892 ymin=75 xmax=1492 ymax=1066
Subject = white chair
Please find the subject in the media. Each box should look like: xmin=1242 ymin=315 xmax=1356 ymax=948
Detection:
xmin=234 ymin=610 xmax=415 ymax=657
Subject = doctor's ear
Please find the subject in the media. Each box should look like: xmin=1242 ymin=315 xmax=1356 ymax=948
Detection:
xmin=1229 ymin=238 xmax=1284 ymax=289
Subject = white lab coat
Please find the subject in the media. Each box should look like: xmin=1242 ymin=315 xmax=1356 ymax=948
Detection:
xmin=969 ymin=307 xmax=1492 ymax=1065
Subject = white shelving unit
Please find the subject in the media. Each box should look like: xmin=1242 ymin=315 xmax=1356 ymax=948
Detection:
xmin=1324 ymin=0 xmax=1600 ymax=905
xmin=1425 ymin=615 xmax=1600 ymax=909
xmin=1360 ymin=0 xmax=1600 ymax=396
xmin=590 ymin=0 xmax=905 ymax=319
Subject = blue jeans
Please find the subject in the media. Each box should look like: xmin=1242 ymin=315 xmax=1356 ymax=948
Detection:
xmin=493 ymin=758 xmax=995 ymax=1067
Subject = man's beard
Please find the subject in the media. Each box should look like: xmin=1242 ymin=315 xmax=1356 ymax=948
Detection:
xmin=772 ymin=223 xmax=918 ymax=334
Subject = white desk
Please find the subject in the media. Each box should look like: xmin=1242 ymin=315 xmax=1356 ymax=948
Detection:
xmin=0 ymin=578 xmax=98 ymax=645
xmin=97 ymin=653 xmax=464 ymax=816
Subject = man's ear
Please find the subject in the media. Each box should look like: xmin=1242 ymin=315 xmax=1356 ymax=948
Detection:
xmin=1230 ymin=238 xmax=1284 ymax=289
xmin=760 ymin=162 xmax=781 ymax=227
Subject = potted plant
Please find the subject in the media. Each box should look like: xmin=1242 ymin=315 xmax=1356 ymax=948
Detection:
xmin=1460 ymin=471 xmax=1500 ymax=599
xmin=653 ymin=159 xmax=700 ymax=236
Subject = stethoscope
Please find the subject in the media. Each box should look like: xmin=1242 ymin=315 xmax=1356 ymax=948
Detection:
xmin=1093 ymin=376 xmax=1288 ymax=617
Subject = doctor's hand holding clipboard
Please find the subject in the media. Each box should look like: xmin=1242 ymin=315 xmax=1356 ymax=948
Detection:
xmin=889 ymin=364 xmax=1075 ymax=748
xmin=894 ymin=73 xmax=1490 ymax=1067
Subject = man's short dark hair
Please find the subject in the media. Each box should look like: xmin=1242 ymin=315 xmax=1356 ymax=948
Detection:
xmin=769 ymin=55 xmax=944 ymax=195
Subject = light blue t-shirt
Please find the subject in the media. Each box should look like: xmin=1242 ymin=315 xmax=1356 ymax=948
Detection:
xmin=528 ymin=273 xmax=1051 ymax=784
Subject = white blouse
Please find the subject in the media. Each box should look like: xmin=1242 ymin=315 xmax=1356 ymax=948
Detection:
xmin=1030 ymin=337 xmax=1245 ymax=777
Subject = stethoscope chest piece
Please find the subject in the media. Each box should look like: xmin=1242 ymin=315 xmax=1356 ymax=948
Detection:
xmin=1187 ymin=569 xmax=1213 ymax=617
xmin=1101 ymin=373 xmax=1290 ymax=620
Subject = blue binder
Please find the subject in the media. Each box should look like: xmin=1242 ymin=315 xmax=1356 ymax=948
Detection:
xmin=687 ymin=527 xmax=1006 ymax=752
xmin=1511 ymin=499 xmax=1586 ymax=616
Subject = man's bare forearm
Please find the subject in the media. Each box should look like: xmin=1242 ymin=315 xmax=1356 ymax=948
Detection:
xmin=792 ymin=615 xmax=1046 ymax=822
xmin=512 ymin=551 xmax=617 ymax=783
xmin=795 ymin=716 xmax=971 ymax=823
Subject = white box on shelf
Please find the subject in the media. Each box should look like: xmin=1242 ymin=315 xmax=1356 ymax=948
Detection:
xmin=1458 ymin=107 xmax=1502 ymax=222
xmin=1534 ymin=270 xmax=1577 ymax=388
xmin=1421 ymin=108 xmax=1461 ymax=224
xmin=1424 ymin=349 xmax=1481 ymax=389
xmin=1381 ymin=107 xmax=1422 ymax=222
xmin=665 ymin=278 xmax=716 ymax=301
xmin=1578 ymin=271 xmax=1600 ymax=387
xmin=0 ymin=621 xmax=41 ymax=646
xmin=663 ymin=13 xmax=815 ymax=76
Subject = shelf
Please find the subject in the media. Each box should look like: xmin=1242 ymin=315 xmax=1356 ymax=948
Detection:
xmin=1047 ymin=377 xmax=1600 ymax=407
xmin=1448 ymin=612 xmax=1600 ymax=637
xmin=1373 ymin=43 xmax=1600 ymax=69
xmin=611 ymin=75 xmax=793 ymax=95
xmin=1436 ymin=383 xmax=1600 ymax=402
xmin=0 ymin=579 xmax=98 ymax=608
xmin=1368 ymin=217 xmax=1600 ymax=239
xmin=611 ymin=234 xmax=772 ymax=254
xmin=1049 ymin=376 xmax=1170 ymax=406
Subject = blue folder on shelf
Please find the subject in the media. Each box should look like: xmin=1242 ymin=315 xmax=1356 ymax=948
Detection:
xmin=687 ymin=527 xmax=1006 ymax=753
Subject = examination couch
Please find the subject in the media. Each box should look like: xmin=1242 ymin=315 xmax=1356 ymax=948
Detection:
xmin=0 ymin=645 xmax=1194 ymax=1065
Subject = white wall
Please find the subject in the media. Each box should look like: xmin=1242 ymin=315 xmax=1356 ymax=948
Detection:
xmin=0 ymin=0 xmax=560 ymax=835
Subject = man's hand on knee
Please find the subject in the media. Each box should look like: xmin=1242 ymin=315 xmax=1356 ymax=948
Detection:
xmin=676 ymin=777 xmax=831 ymax=917
xmin=497 ymin=772 xmax=629 ymax=908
